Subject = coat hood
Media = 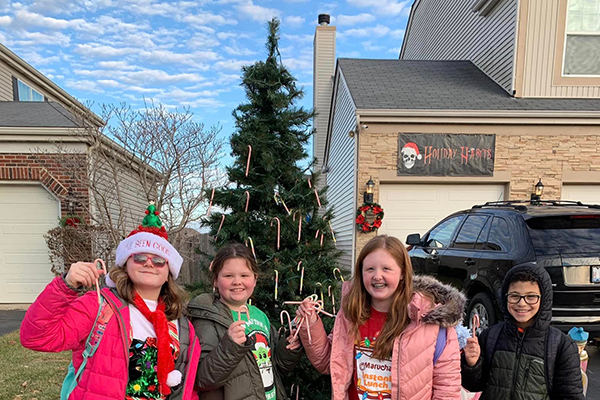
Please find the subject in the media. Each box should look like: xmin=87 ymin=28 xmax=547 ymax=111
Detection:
xmin=411 ymin=275 xmax=467 ymax=327
xmin=500 ymin=263 xmax=552 ymax=332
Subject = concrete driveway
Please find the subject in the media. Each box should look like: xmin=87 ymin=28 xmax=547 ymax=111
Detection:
xmin=0 ymin=310 xmax=26 ymax=336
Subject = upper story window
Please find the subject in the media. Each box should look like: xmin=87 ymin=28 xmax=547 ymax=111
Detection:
xmin=12 ymin=77 xmax=44 ymax=102
xmin=564 ymin=0 xmax=600 ymax=76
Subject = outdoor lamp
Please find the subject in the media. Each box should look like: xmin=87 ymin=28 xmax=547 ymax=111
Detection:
xmin=530 ymin=178 xmax=544 ymax=203
xmin=364 ymin=177 xmax=375 ymax=204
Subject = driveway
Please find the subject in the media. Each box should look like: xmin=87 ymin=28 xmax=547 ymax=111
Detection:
xmin=0 ymin=310 xmax=26 ymax=336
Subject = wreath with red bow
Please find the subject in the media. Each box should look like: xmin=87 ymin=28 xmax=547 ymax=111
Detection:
xmin=355 ymin=203 xmax=384 ymax=233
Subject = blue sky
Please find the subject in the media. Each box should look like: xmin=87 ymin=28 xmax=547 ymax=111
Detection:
xmin=0 ymin=0 xmax=411 ymax=161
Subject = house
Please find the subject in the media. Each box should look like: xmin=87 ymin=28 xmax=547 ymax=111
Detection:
xmin=0 ymin=43 xmax=149 ymax=304
xmin=312 ymin=1 xmax=600 ymax=269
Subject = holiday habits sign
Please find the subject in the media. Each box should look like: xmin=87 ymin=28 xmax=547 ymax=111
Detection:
xmin=397 ymin=133 xmax=495 ymax=176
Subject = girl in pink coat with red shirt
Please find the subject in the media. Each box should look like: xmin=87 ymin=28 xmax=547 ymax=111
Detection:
xmin=295 ymin=235 xmax=465 ymax=400
xmin=20 ymin=204 xmax=200 ymax=400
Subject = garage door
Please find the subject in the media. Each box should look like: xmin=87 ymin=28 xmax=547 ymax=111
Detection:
xmin=562 ymin=184 xmax=600 ymax=205
xmin=379 ymin=183 xmax=505 ymax=244
xmin=0 ymin=184 xmax=58 ymax=303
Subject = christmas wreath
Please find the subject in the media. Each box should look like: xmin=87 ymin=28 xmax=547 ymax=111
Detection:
xmin=355 ymin=202 xmax=384 ymax=233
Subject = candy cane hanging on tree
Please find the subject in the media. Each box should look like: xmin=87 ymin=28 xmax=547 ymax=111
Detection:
xmin=215 ymin=214 xmax=225 ymax=241
xmin=245 ymin=145 xmax=252 ymax=177
xmin=293 ymin=210 xmax=302 ymax=242
xmin=244 ymin=190 xmax=250 ymax=212
xmin=271 ymin=217 xmax=281 ymax=250
xmin=207 ymin=188 xmax=215 ymax=216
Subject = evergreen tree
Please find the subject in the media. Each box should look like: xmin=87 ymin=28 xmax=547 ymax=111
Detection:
xmin=202 ymin=18 xmax=345 ymax=400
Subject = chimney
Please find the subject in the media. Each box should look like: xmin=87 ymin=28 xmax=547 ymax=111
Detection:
xmin=313 ymin=14 xmax=335 ymax=185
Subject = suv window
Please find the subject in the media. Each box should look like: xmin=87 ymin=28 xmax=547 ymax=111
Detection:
xmin=452 ymin=215 xmax=490 ymax=249
xmin=527 ymin=215 xmax=600 ymax=253
xmin=486 ymin=217 xmax=511 ymax=252
xmin=475 ymin=217 xmax=492 ymax=249
xmin=425 ymin=215 xmax=465 ymax=248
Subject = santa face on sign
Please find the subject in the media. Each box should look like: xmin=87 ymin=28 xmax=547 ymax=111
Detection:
xmin=401 ymin=142 xmax=422 ymax=169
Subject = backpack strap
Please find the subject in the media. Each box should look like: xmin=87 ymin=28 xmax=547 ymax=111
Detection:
xmin=544 ymin=327 xmax=562 ymax=394
xmin=484 ymin=323 xmax=503 ymax=367
xmin=433 ymin=326 xmax=447 ymax=365
xmin=73 ymin=293 xmax=114 ymax=383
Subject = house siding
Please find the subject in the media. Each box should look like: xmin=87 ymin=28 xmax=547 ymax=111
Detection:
xmin=326 ymin=71 xmax=357 ymax=270
xmin=401 ymin=0 xmax=518 ymax=93
xmin=0 ymin=57 xmax=58 ymax=102
xmin=521 ymin=0 xmax=600 ymax=97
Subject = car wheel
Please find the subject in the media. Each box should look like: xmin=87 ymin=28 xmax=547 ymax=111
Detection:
xmin=467 ymin=292 xmax=497 ymax=336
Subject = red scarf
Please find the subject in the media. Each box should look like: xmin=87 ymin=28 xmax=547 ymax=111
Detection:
xmin=132 ymin=292 xmax=174 ymax=396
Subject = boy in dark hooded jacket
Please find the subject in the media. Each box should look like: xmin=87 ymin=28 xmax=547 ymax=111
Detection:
xmin=461 ymin=263 xmax=583 ymax=400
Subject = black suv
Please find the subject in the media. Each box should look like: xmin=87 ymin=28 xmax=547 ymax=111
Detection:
xmin=406 ymin=200 xmax=600 ymax=334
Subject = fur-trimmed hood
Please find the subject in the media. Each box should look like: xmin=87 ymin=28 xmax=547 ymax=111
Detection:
xmin=410 ymin=275 xmax=466 ymax=328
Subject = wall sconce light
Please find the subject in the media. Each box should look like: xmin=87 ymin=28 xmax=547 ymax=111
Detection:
xmin=530 ymin=178 xmax=544 ymax=203
xmin=364 ymin=177 xmax=375 ymax=204
xmin=67 ymin=187 xmax=76 ymax=215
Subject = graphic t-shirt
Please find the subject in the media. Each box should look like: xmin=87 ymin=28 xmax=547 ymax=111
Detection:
xmin=125 ymin=300 xmax=180 ymax=400
xmin=231 ymin=305 xmax=276 ymax=400
xmin=348 ymin=308 xmax=392 ymax=400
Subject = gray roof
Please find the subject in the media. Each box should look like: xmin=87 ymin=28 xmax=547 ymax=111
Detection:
xmin=338 ymin=59 xmax=600 ymax=112
xmin=0 ymin=101 xmax=82 ymax=127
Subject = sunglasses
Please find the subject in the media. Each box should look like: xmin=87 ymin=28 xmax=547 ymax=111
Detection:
xmin=132 ymin=253 xmax=168 ymax=268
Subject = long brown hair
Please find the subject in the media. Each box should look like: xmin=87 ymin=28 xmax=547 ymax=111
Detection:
xmin=108 ymin=266 xmax=187 ymax=321
xmin=210 ymin=243 xmax=259 ymax=294
xmin=342 ymin=235 xmax=413 ymax=360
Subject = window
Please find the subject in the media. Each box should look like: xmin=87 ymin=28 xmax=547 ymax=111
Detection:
xmin=425 ymin=215 xmax=465 ymax=249
xmin=564 ymin=0 xmax=600 ymax=76
xmin=452 ymin=215 xmax=490 ymax=249
xmin=475 ymin=217 xmax=492 ymax=250
xmin=486 ymin=217 xmax=511 ymax=252
xmin=12 ymin=77 xmax=44 ymax=102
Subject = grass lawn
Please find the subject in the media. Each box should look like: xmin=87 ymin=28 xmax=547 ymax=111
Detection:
xmin=0 ymin=330 xmax=70 ymax=400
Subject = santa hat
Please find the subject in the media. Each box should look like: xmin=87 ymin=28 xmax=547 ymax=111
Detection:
xmin=402 ymin=142 xmax=422 ymax=160
xmin=106 ymin=203 xmax=183 ymax=287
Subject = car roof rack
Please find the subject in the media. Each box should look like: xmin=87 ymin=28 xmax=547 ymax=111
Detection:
xmin=471 ymin=199 xmax=600 ymax=211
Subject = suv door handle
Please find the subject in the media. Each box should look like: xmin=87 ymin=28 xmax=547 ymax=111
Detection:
xmin=464 ymin=259 xmax=476 ymax=266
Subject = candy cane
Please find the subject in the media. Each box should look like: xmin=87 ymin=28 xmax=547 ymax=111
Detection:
xmin=215 ymin=214 xmax=225 ymax=240
xmin=328 ymin=221 xmax=336 ymax=243
xmin=244 ymin=190 xmax=250 ymax=212
xmin=248 ymin=236 xmax=257 ymax=261
xmin=271 ymin=217 xmax=281 ymax=250
xmin=316 ymin=282 xmax=324 ymax=304
xmin=274 ymin=270 xmax=279 ymax=300
xmin=314 ymin=188 xmax=321 ymax=207
xmin=315 ymin=229 xmax=319 ymax=239
xmin=307 ymin=178 xmax=312 ymax=188
xmin=280 ymin=310 xmax=293 ymax=332
xmin=293 ymin=210 xmax=302 ymax=242
xmin=472 ymin=314 xmax=480 ymax=338
xmin=333 ymin=267 xmax=344 ymax=282
xmin=320 ymin=232 xmax=324 ymax=247
xmin=299 ymin=267 xmax=304 ymax=294
xmin=207 ymin=188 xmax=215 ymax=216
xmin=297 ymin=260 xmax=302 ymax=271
xmin=94 ymin=259 xmax=107 ymax=305
xmin=332 ymin=291 xmax=336 ymax=314
xmin=245 ymin=145 xmax=252 ymax=177
xmin=238 ymin=305 xmax=249 ymax=322
xmin=209 ymin=261 xmax=214 ymax=271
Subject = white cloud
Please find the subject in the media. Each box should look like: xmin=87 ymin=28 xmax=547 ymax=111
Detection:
xmin=282 ymin=34 xmax=313 ymax=44
xmin=0 ymin=15 xmax=12 ymax=26
xmin=336 ymin=13 xmax=375 ymax=26
xmin=343 ymin=24 xmax=404 ymax=38
xmin=362 ymin=41 xmax=385 ymax=52
xmin=223 ymin=44 xmax=256 ymax=56
xmin=345 ymin=0 xmax=411 ymax=17
xmin=138 ymin=49 xmax=220 ymax=66
xmin=234 ymin=1 xmax=280 ymax=23
xmin=213 ymin=59 xmax=251 ymax=71
xmin=16 ymin=51 xmax=61 ymax=66
xmin=14 ymin=31 xmax=71 ymax=46
xmin=187 ymin=33 xmax=221 ymax=49
xmin=284 ymin=16 xmax=305 ymax=28
xmin=97 ymin=61 xmax=136 ymax=70
xmin=74 ymin=44 xmax=133 ymax=58
xmin=182 ymin=12 xmax=237 ymax=26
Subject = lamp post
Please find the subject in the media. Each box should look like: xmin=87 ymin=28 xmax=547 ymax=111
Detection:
xmin=530 ymin=178 xmax=544 ymax=204
xmin=364 ymin=177 xmax=375 ymax=204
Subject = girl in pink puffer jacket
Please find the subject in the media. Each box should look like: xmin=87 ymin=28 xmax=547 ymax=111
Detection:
xmin=295 ymin=235 xmax=465 ymax=400
xmin=20 ymin=204 xmax=200 ymax=400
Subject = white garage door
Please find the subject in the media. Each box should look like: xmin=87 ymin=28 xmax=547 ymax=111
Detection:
xmin=562 ymin=184 xmax=600 ymax=205
xmin=379 ymin=183 xmax=505 ymax=244
xmin=0 ymin=184 xmax=58 ymax=303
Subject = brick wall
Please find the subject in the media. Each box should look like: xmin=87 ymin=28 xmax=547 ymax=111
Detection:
xmin=0 ymin=153 xmax=89 ymax=219
xmin=354 ymin=131 xmax=600 ymax=256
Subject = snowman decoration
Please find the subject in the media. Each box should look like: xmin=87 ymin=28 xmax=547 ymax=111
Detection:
xmin=401 ymin=142 xmax=422 ymax=170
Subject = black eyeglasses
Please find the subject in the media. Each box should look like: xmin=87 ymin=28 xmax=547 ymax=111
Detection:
xmin=132 ymin=253 xmax=167 ymax=267
xmin=507 ymin=294 xmax=541 ymax=305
